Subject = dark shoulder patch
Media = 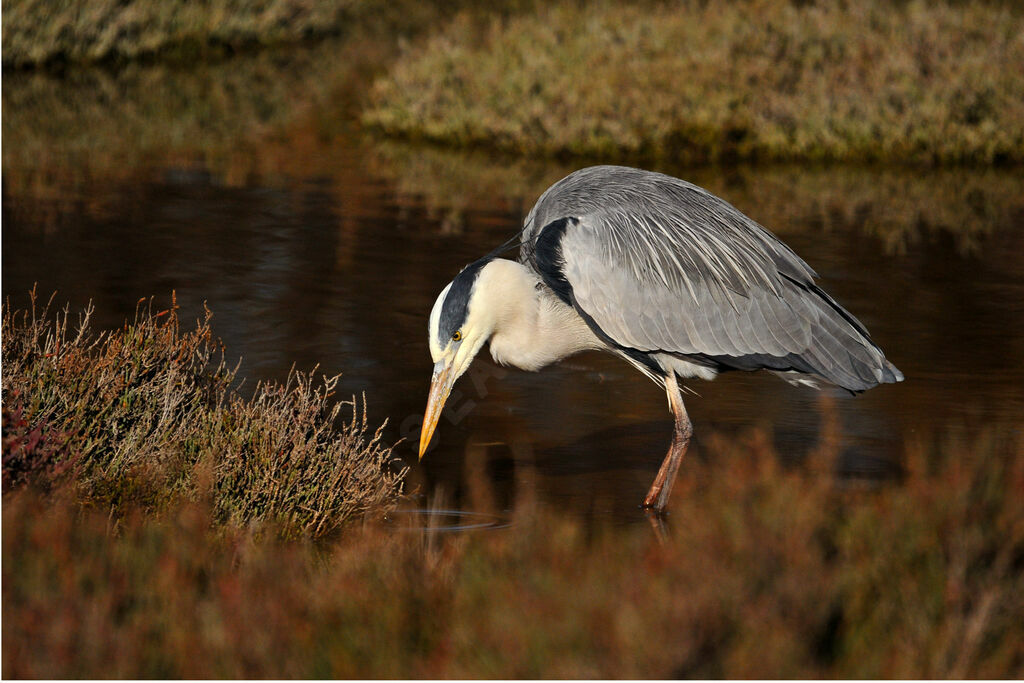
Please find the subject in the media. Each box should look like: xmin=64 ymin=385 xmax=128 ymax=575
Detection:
xmin=439 ymin=257 xmax=492 ymax=342
xmin=533 ymin=217 xmax=576 ymax=306
xmin=534 ymin=217 xmax=667 ymax=378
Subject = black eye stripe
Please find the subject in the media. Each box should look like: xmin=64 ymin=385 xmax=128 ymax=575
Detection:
xmin=438 ymin=257 xmax=491 ymax=344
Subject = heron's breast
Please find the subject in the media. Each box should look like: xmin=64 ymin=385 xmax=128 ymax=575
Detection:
xmin=488 ymin=297 xmax=603 ymax=371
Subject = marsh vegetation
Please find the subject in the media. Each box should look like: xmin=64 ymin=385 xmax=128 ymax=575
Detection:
xmin=2 ymin=293 xmax=406 ymax=537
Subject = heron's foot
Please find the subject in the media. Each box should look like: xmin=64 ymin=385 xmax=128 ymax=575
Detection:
xmin=642 ymin=473 xmax=676 ymax=512
xmin=640 ymin=497 xmax=668 ymax=513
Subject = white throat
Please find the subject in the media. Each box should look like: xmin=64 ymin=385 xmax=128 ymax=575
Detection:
xmin=471 ymin=260 xmax=602 ymax=371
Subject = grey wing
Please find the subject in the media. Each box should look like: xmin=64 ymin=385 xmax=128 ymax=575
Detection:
xmin=525 ymin=188 xmax=902 ymax=391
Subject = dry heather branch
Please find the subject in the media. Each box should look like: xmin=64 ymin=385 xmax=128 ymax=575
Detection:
xmin=1 ymin=289 xmax=407 ymax=536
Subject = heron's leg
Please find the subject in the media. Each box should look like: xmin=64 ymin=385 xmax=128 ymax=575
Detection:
xmin=643 ymin=373 xmax=692 ymax=512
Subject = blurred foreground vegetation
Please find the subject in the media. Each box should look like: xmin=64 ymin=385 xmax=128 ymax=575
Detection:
xmin=1 ymin=292 xmax=406 ymax=536
xmin=4 ymin=408 xmax=1022 ymax=677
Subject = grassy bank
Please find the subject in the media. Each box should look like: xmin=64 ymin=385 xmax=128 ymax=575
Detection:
xmin=4 ymin=419 xmax=1022 ymax=677
xmin=363 ymin=0 xmax=1024 ymax=164
xmin=1 ymin=292 xmax=406 ymax=536
xmin=0 ymin=0 xmax=526 ymax=68
xmin=1 ymin=0 xmax=359 ymax=67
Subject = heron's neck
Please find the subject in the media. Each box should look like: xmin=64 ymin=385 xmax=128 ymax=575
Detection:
xmin=475 ymin=260 xmax=601 ymax=371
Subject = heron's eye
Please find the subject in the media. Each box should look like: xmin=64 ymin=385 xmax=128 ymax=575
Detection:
xmin=452 ymin=330 xmax=462 ymax=342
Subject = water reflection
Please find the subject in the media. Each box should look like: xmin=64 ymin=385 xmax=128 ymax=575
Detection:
xmin=383 ymin=509 xmax=511 ymax=533
xmin=3 ymin=54 xmax=1023 ymax=523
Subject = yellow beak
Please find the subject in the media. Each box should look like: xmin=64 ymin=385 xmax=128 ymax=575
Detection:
xmin=419 ymin=359 xmax=456 ymax=459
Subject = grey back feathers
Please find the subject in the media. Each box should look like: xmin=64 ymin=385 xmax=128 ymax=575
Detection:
xmin=520 ymin=165 xmax=903 ymax=392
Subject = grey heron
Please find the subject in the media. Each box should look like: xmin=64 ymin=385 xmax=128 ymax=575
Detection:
xmin=419 ymin=165 xmax=903 ymax=512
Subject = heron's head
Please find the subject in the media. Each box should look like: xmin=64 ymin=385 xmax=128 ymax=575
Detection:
xmin=419 ymin=257 xmax=497 ymax=458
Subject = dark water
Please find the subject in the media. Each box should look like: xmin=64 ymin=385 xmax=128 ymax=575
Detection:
xmin=4 ymin=61 xmax=1024 ymax=527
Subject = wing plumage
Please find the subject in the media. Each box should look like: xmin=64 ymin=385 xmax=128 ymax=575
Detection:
xmin=520 ymin=166 xmax=903 ymax=391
